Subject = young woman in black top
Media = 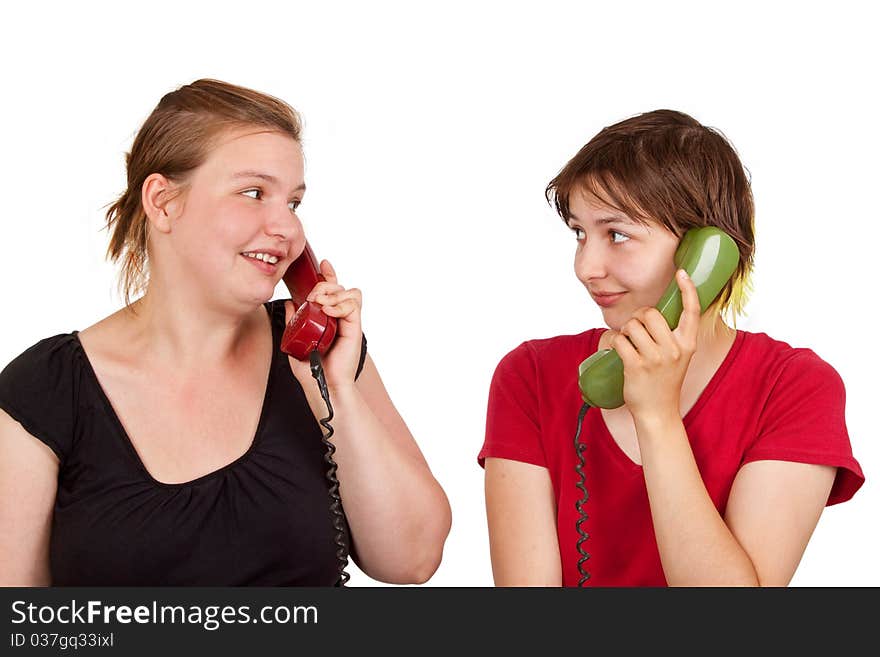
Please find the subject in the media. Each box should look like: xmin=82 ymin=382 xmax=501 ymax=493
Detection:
xmin=0 ymin=79 xmax=451 ymax=586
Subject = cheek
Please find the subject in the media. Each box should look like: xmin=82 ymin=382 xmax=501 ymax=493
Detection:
xmin=608 ymin=250 xmax=677 ymax=308
xmin=607 ymin=250 xmax=651 ymax=287
xmin=173 ymin=203 xmax=249 ymax=265
xmin=201 ymin=201 xmax=256 ymax=244
xmin=635 ymin=256 xmax=678 ymax=304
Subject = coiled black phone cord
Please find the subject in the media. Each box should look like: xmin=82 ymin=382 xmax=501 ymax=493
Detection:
xmin=574 ymin=402 xmax=591 ymax=586
xmin=309 ymin=350 xmax=351 ymax=587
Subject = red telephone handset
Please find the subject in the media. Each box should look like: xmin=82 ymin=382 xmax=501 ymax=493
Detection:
xmin=280 ymin=242 xmax=338 ymax=360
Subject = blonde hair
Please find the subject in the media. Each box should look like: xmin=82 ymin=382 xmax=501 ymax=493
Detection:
xmin=104 ymin=79 xmax=302 ymax=306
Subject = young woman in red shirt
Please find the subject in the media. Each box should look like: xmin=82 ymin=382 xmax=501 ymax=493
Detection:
xmin=480 ymin=109 xmax=863 ymax=587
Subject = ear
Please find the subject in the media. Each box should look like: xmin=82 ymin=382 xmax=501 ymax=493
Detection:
xmin=141 ymin=173 xmax=184 ymax=234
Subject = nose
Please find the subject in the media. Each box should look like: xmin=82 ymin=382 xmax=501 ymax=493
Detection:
xmin=264 ymin=201 xmax=303 ymax=244
xmin=574 ymin=239 xmax=609 ymax=283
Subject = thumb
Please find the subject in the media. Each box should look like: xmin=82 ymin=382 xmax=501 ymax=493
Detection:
xmin=674 ymin=268 xmax=701 ymax=339
xmin=320 ymin=259 xmax=337 ymax=283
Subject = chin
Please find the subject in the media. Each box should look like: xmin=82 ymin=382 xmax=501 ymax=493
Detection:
xmin=242 ymin=285 xmax=276 ymax=308
xmin=253 ymin=291 xmax=276 ymax=306
xmin=600 ymin=309 xmax=625 ymax=331
xmin=600 ymin=297 xmax=646 ymax=330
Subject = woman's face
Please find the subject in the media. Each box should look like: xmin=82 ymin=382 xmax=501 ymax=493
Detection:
xmin=567 ymin=188 xmax=680 ymax=330
xmin=166 ymin=128 xmax=306 ymax=308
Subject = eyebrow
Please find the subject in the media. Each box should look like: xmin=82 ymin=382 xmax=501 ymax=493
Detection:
xmin=567 ymin=212 xmax=635 ymax=226
xmin=231 ymin=170 xmax=306 ymax=193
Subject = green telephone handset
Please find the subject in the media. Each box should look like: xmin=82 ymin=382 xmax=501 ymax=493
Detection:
xmin=577 ymin=226 xmax=741 ymax=409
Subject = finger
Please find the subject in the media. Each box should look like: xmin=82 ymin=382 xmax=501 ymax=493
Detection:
xmin=620 ymin=317 xmax=660 ymax=361
xmin=628 ymin=307 xmax=649 ymax=323
xmin=641 ymin=307 xmax=678 ymax=354
xmin=313 ymin=287 xmax=362 ymax=309
xmin=599 ymin=328 xmax=620 ymax=351
xmin=319 ymin=259 xmax=338 ymax=285
xmin=320 ymin=298 xmax=362 ymax=320
xmin=611 ymin=330 xmax=639 ymax=366
xmin=333 ymin=287 xmax=362 ymax=308
xmin=318 ymin=288 xmax=362 ymax=308
xmin=306 ymin=281 xmax=345 ymax=302
xmin=675 ymin=269 xmax=701 ymax=339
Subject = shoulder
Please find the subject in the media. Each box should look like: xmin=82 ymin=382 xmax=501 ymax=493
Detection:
xmin=495 ymin=329 xmax=604 ymax=371
xmin=490 ymin=329 xmax=603 ymax=393
xmin=495 ymin=329 xmax=604 ymax=373
xmin=0 ymin=333 xmax=83 ymax=385
xmin=737 ymin=332 xmax=862 ymax=504
xmin=0 ymin=333 xmax=85 ymax=461
xmin=483 ymin=331 xmax=603 ymax=469
xmin=738 ymin=331 xmax=843 ymax=396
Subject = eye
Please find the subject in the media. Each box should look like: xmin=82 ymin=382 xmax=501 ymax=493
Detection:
xmin=288 ymin=199 xmax=301 ymax=212
xmin=570 ymin=226 xmax=585 ymax=241
xmin=610 ymin=230 xmax=630 ymax=244
xmin=242 ymin=188 xmax=262 ymax=200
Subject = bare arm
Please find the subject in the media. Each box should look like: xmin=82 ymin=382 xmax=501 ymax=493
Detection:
xmin=614 ymin=271 xmax=836 ymax=586
xmin=297 ymin=354 xmax=452 ymax=584
xmin=284 ymin=262 xmax=450 ymax=584
xmin=636 ymin=412 xmax=835 ymax=586
xmin=724 ymin=459 xmax=835 ymax=586
xmin=484 ymin=457 xmax=562 ymax=586
xmin=0 ymin=409 xmax=58 ymax=586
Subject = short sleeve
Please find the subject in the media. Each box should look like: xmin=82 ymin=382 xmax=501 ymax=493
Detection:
xmin=0 ymin=335 xmax=80 ymax=461
xmin=744 ymin=351 xmax=864 ymax=505
xmin=478 ymin=343 xmax=547 ymax=469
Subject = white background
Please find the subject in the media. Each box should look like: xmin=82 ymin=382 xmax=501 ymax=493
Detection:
xmin=1 ymin=1 xmax=877 ymax=586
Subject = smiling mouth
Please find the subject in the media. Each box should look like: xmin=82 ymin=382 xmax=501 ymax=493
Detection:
xmin=241 ymin=251 xmax=281 ymax=264
xmin=240 ymin=253 xmax=282 ymax=276
xmin=591 ymin=291 xmax=626 ymax=307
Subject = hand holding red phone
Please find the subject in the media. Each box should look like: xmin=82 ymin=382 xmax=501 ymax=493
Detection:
xmin=284 ymin=258 xmax=364 ymax=390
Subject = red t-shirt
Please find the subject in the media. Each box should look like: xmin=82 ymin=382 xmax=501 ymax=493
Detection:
xmin=479 ymin=329 xmax=864 ymax=587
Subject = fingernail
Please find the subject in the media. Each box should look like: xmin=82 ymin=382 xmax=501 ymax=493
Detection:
xmin=678 ymin=269 xmax=689 ymax=279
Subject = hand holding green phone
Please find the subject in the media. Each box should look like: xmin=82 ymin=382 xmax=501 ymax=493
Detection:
xmin=577 ymin=227 xmax=740 ymax=409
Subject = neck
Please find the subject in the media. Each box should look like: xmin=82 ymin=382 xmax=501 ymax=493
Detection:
xmin=124 ymin=277 xmax=265 ymax=370
xmin=694 ymin=312 xmax=737 ymax=353
xmin=684 ymin=312 xmax=737 ymax=394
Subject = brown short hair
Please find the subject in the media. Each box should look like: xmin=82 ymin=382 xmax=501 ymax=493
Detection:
xmin=104 ymin=79 xmax=303 ymax=306
xmin=545 ymin=109 xmax=755 ymax=321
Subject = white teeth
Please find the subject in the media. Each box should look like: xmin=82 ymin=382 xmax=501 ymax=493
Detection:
xmin=242 ymin=252 xmax=279 ymax=264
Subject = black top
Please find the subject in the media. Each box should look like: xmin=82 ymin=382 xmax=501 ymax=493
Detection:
xmin=0 ymin=300 xmax=366 ymax=586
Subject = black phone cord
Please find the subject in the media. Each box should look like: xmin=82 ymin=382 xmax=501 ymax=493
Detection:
xmin=309 ymin=350 xmax=351 ymax=587
xmin=574 ymin=402 xmax=591 ymax=586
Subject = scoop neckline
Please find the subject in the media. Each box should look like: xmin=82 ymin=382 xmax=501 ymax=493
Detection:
xmin=591 ymin=327 xmax=746 ymax=470
xmin=70 ymin=301 xmax=284 ymax=488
